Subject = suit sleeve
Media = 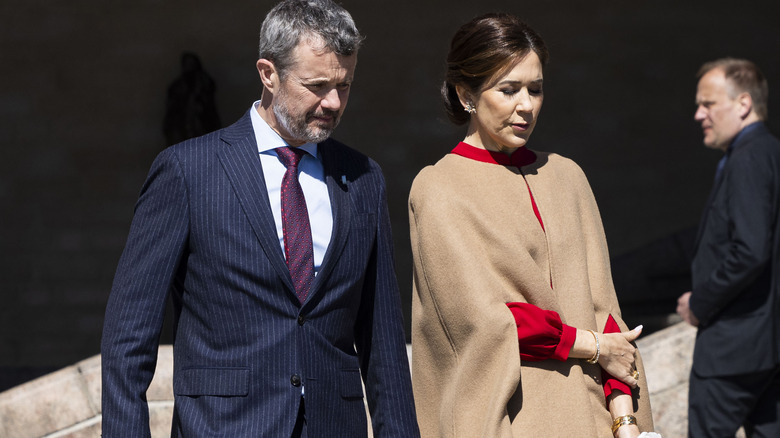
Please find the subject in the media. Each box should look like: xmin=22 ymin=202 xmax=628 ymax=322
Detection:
xmin=101 ymin=148 xmax=190 ymax=437
xmin=353 ymin=165 xmax=420 ymax=437
xmin=690 ymin=148 xmax=776 ymax=325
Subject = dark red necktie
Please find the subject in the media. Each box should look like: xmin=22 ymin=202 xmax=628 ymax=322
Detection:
xmin=276 ymin=147 xmax=314 ymax=304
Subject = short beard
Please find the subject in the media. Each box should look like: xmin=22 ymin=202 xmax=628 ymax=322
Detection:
xmin=274 ymin=86 xmax=341 ymax=144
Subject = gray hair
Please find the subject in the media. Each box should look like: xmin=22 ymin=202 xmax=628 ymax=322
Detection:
xmin=258 ymin=0 xmax=364 ymax=76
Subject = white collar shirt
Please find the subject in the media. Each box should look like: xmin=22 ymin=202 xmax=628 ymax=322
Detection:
xmin=250 ymin=101 xmax=333 ymax=275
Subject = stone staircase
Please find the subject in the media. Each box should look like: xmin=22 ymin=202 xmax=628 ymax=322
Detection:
xmin=0 ymin=322 xmax=734 ymax=438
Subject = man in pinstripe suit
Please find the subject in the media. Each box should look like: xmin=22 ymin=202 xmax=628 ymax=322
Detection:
xmin=100 ymin=1 xmax=419 ymax=436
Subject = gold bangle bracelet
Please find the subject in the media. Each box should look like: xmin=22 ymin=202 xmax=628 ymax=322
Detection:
xmin=586 ymin=329 xmax=600 ymax=364
xmin=611 ymin=414 xmax=637 ymax=434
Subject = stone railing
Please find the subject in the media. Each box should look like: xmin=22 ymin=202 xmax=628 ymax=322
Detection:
xmin=635 ymin=321 xmax=696 ymax=438
xmin=1 ymin=322 xmax=736 ymax=438
xmin=0 ymin=347 xmax=173 ymax=438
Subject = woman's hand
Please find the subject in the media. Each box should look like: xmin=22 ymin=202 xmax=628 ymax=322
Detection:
xmin=598 ymin=326 xmax=642 ymax=387
xmin=570 ymin=325 xmax=643 ymax=387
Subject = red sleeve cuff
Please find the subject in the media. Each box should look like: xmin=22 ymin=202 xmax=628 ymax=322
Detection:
xmin=603 ymin=379 xmax=631 ymax=399
xmin=553 ymin=323 xmax=577 ymax=361
xmin=601 ymin=314 xmax=633 ymax=399
xmin=506 ymin=302 xmax=570 ymax=362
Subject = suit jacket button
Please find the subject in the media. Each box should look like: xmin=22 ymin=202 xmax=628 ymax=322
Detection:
xmin=297 ymin=315 xmax=305 ymax=326
xmin=291 ymin=374 xmax=301 ymax=387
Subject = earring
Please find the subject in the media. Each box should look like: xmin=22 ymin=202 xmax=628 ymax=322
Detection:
xmin=464 ymin=102 xmax=476 ymax=114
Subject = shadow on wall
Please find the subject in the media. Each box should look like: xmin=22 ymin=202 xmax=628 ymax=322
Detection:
xmin=612 ymin=226 xmax=698 ymax=335
xmin=163 ymin=52 xmax=222 ymax=147
xmin=0 ymin=52 xmax=221 ymax=396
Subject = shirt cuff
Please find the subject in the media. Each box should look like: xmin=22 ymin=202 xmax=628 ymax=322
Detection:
xmin=553 ymin=323 xmax=577 ymax=361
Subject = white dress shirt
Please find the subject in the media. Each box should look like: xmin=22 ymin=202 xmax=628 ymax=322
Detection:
xmin=250 ymin=101 xmax=333 ymax=275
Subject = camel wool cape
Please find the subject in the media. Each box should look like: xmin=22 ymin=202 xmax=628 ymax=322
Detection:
xmin=409 ymin=150 xmax=653 ymax=437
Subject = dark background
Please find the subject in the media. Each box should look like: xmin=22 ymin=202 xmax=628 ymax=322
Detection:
xmin=2 ymin=0 xmax=779 ymax=390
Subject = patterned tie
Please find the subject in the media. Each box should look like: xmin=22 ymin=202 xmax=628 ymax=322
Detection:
xmin=276 ymin=147 xmax=315 ymax=304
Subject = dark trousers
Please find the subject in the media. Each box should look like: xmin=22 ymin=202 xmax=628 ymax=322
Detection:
xmin=689 ymin=366 xmax=780 ymax=438
xmin=292 ymin=397 xmax=308 ymax=438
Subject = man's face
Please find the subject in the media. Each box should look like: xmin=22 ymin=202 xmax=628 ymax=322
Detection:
xmin=272 ymin=39 xmax=357 ymax=145
xmin=694 ymin=69 xmax=743 ymax=151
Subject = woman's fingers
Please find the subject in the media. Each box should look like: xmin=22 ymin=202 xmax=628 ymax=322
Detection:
xmin=622 ymin=325 xmax=643 ymax=342
xmin=629 ymin=368 xmax=640 ymax=388
xmin=598 ymin=332 xmax=640 ymax=387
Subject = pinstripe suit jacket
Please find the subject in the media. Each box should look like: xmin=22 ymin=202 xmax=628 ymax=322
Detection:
xmin=101 ymin=111 xmax=419 ymax=437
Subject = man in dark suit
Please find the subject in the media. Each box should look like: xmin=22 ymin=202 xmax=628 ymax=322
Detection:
xmin=100 ymin=1 xmax=419 ymax=436
xmin=677 ymin=58 xmax=780 ymax=437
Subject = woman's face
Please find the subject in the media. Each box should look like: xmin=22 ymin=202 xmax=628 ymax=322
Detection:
xmin=465 ymin=51 xmax=544 ymax=154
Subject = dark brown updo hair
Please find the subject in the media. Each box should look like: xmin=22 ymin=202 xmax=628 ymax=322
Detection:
xmin=442 ymin=13 xmax=549 ymax=125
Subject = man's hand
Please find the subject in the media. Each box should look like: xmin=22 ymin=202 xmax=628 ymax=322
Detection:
xmin=676 ymin=292 xmax=700 ymax=327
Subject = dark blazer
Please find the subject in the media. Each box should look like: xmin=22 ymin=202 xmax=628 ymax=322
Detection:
xmin=690 ymin=122 xmax=780 ymax=377
xmin=101 ymin=111 xmax=419 ymax=437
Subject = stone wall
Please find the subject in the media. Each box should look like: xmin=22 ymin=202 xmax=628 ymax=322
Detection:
xmin=3 ymin=0 xmax=780 ymax=383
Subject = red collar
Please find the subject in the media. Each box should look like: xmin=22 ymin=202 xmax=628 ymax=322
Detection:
xmin=450 ymin=142 xmax=536 ymax=167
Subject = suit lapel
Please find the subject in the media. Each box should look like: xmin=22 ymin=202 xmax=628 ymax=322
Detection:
xmin=306 ymin=141 xmax=351 ymax=303
xmin=693 ymin=124 xmax=768 ymax=253
xmin=216 ymin=112 xmax=295 ymax=294
xmin=693 ymin=175 xmax=724 ymax=253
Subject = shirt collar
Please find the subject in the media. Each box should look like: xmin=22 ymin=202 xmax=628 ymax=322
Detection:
xmin=250 ymin=100 xmax=318 ymax=157
xmin=450 ymin=141 xmax=537 ymax=168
